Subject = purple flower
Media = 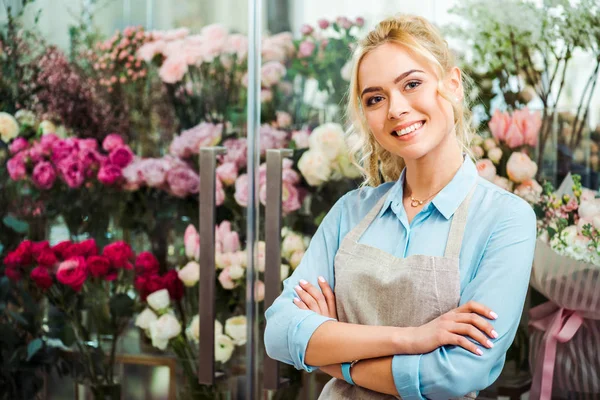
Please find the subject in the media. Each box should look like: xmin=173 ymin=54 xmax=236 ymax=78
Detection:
xmin=166 ymin=165 xmax=200 ymax=198
xmin=7 ymin=156 xmax=27 ymax=181
xmin=102 ymin=133 xmax=125 ymax=152
xmin=32 ymin=161 xmax=56 ymax=190
xmin=9 ymin=137 xmax=28 ymax=154
xmin=58 ymin=157 xmax=85 ymax=188
xmin=109 ymin=145 xmax=134 ymax=168
xmin=97 ymin=163 xmax=122 ymax=185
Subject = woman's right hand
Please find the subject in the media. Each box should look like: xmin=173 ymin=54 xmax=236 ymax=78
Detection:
xmin=403 ymin=301 xmax=499 ymax=356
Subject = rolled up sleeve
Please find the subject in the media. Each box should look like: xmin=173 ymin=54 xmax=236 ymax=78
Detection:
xmin=392 ymin=201 xmax=537 ymax=399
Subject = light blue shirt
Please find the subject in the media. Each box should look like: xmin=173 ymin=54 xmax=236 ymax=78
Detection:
xmin=264 ymin=156 xmax=537 ymax=400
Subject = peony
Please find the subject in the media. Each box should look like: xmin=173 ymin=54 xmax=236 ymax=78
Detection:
xmin=218 ymin=267 xmax=236 ymax=289
xmin=281 ymin=182 xmax=302 ymax=214
xmin=159 ymin=55 xmax=188 ymax=84
xmin=166 ymin=166 xmax=200 ymax=197
xmin=216 ymin=221 xmax=241 ymax=253
xmin=234 ymin=174 xmax=250 ymax=207
xmin=59 ymin=158 xmax=85 ymax=188
xmin=471 ymin=145 xmax=484 ymax=159
xmin=135 ymin=308 xmax=158 ymax=330
xmin=178 ymin=261 xmax=200 ymax=287
xmin=102 ymin=134 xmax=125 ymax=152
xmin=476 ymin=159 xmax=497 ymax=182
xmin=298 ymin=150 xmax=332 ymax=186
xmin=224 ymin=316 xmax=247 ymax=346
xmin=216 ymin=162 xmax=238 ymax=186
xmin=280 ymin=263 xmax=290 ymax=281
xmin=261 ymin=61 xmax=286 ymax=86
xmin=221 ymin=138 xmax=247 ymax=168
xmin=506 ymin=152 xmax=537 ymax=183
xmin=147 ymin=288 xmax=170 ymax=311
xmin=275 ymin=111 xmax=292 ymax=128
xmin=308 ymin=123 xmax=346 ymax=160
xmin=255 ymin=280 xmax=265 ymax=302
xmin=9 ymin=137 xmax=28 ymax=154
xmin=215 ymin=334 xmax=235 ymax=363
xmin=7 ymin=157 xmax=27 ymax=181
xmin=488 ymin=110 xmax=511 ymax=142
xmin=109 ymin=146 xmax=134 ymax=168
xmin=488 ymin=147 xmax=503 ymax=164
xmin=318 ymin=19 xmax=330 ymax=29
xmin=578 ymin=198 xmax=600 ymax=220
xmin=483 ymin=138 xmax=497 ymax=151
xmin=38 ymin=120 xmax=57 ymax=135
xmin=298 ymin=40 xmax=316 ymax=58
xmin=291 ymin=129 xmax=310 ymax=149
xmin=30 ymin=266 xmax=53 ymax=290
xmin=289 ymin=250 xmax=304 ymax=270
xmin=228 ymin=264 xmax=245 ymax=280
xmin=0 ymin=112 xmax=19 ymax=143
xmin=140 ymin=158 xmax=169 ymax=187
xmin=56 ymin=257 xmax=88 ymax=291
xmin=282 ymin=232 xmax=306 ymax=259
xmin=149 ymin=313 xmax=182 ymax=350
xmin=97 ymin=163 xmax=123 ymax=185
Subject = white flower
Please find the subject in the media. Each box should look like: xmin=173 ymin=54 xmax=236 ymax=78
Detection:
xmin=506 ymin=152 xmax=537 ymax=183
xmin=215 ymin=334 xmax=235 ymax=363
xmin=289 ymin=250 xmax=304 ymax=269
xmin=579 ymin=199 xmax=600 ymax=220
xmin=298 ymin=150 xmax=332 ymax=186
xmin=308 ymin=123 xmax=346 ymax=161
xmin=0 ymin=112 xmax=19 ymax=143
xmin=280 ymin=264 xmax=290 ymax=281
xmin=340 ymin=60 xmax=352 ymax=81
xmin=483 ymin=138 xmax=497 ymax=151
xmin=224 ymin=316 xmax=247 ymax=346
xmin=14 ymin=110 xmax=36 ymax=127
xmin=257 ymin=241 xmax=266 ymax=273
xmin=178 ymin=261 xmax=200 ymax=287
xmin=149 ymin=313 xmax=182 ymax=350
xmin=282 ymin=232 xmax=305 ymax=259
xmin=228 ymin=264 xmax=245 ymax=280
xmin=476 ymin=159 xmax=496 ymax=181
xmin=147 ymin=289 xmax=170 ymax=312
xmin=488 ymin=147 xmax=503 ymax=164
xmin=39 ymin=120 xmax=57 ymax=135
xmin=135 ymin=308 xmax=158 ymax=330
xmin=334 ymin=152 xmax=361 ymax=179
xmin=186 ymin=315 xmax=200 ymax=343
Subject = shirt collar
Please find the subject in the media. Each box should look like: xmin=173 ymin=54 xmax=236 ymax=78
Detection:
xmin=378 ymin=156 xmax=478 ymax=220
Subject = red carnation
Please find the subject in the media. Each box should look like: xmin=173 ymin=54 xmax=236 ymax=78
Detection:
xmin=163 ymin=270 xmax=184 ymax=301
xmin=102 ymin=241 xmax=133 ymax=269
xmin=134 ymin=252 xmax=160 ymax=276
xmin=87 ymin=255 xmax=111 ymax=278
xmin=56 ymin=257 xmax=88 ymax=291
xmin=30 ymin=266 xmax=53 ymax=289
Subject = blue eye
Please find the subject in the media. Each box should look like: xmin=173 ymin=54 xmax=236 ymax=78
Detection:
xmin=366 ymin=95 xmax=384 ymax=106
xmin=405 ymin=81 xmax=421 ymax=90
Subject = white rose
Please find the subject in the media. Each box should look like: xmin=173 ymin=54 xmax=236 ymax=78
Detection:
xmin=0 ymin=112 xmax=19 ymax=143
xmin=483 ymin=138 xmax=497 ymax=151
xmin=224 ymin=316 xmax=247 ymax=346
xmin=298 ymin=150 xmax=332 ymax=186
xmin=282 ymin=232 xmax=305 ymax=259
xmin=308 ymin=123 xmax=346 ymax=161
xmin=147 ymin=289 xmax=170 ymax=312
xmin=228 ymin=264 xmax=245 ymax=280
xmin=289 ymin=250 xmax=304 ymax=269
xmin=178 ymin=261 xmax=200 ymax=287
xmin=215 ymin=334 xmax=235 ymax=363
xmin=280 ymin=264 xmax=290 ymax=281
xmin=334 ymin=152 xmax=361 ymax=179
xmin=39 ymin=120 xmax=57 ymax=135
xmin=488 ymin=147 xmax=503 ymax=164
xmin=579 ymin=199 xmax=600 ymax=219
xmin=215 ymin=319 xmax=223 ymax=336
xmin=149 ymin=313 xmax=182 ymax=350
xmin=186 ymin=315 xmax=200 ymax=343
xmin=14 ymin=110 xmax=36 ymax=127
xmin=235 ymin=250 xmax=247 ymax=268
xmin=135 ymin=308 xmax=158 ymax=330
xmin=257 ymin=241 xmax=266 ymax=273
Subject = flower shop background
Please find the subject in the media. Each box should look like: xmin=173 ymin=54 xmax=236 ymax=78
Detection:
xmin=1 ymin=0 xmax=599 ymax=399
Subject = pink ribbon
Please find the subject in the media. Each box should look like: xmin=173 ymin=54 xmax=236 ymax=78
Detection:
xmin=528 ymin=301 xmax=584 ymax=400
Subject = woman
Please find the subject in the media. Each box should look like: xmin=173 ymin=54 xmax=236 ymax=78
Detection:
xmin=264 ymin=14 xmax=536 ymax=399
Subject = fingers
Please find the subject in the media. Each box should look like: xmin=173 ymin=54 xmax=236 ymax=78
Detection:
xmin=451 ymin=322 xmax=494 ymax=351
xmin=317 ymin=276 xmax=336 ymax=318
xmin=297 ymin=279 xmax=329 ymax=315
xmin=293 ymin=298 xmax=309 ymax=310
xmin=294 ymin=282 xmax=323 ymax=314
xmin=454 ymin=312 xmax=498 ymax=340
xmin=456 ymin=300 xmax=498 ymax=321
xmin=447 ymin=333 xmax=485 ymax=356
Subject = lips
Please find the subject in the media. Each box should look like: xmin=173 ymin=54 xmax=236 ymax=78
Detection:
xmin=391 ymin=120 xmax=425 ymax=137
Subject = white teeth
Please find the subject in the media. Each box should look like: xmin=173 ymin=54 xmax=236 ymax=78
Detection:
xmin=396 ymin=121 xmax=423 ymax=136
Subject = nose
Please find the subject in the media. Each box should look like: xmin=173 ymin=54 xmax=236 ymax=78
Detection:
xmin=387 ymin=91 xmax=409 ymax=120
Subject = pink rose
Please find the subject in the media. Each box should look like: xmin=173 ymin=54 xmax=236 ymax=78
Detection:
xmin=40 ymin=133 xmax=59 ymax=148
xmin=9 ymin=137 xmax=28 ymax=154
xmin=298 ymin=40 xmax=316 ymax=58
xmin=218 ymin=267 xmax=236 ymax=289
xmin=98 ymin=163 xmax=123 ymax=185
xmin=78 ymin=138 xmax=98 ymax=150
xmin=136 ymin=41 xmax=166 ymax=62
xmin=336 ymin=16 xmax=353 ymax=30
xmin=224 ymin=34 xmax=249 ymax=59
xmin=513 ymin=107 xmax=541 ymax=147
xmin=234 ymin=174 xmax=249 ymax=207
xmin=300 ymin=24 xmax=314 ymax=36
xmin=159 ymin=55 xmax=188 ymax=84
xmin=215 ymin=177 xmax=225 ymax=206
xmin=32 ymin=161 xmax=56 ymax=190
xmin=317 ymin=19 xmax=330 ymax=29
xmin=261 ymin=61 xmax=286 ymax=86
xmin=140 ymin=158 xmax=169 ymax=187
xmin=281 ymin=182 xmax=302 ymax=214
xmin=476 ymin=159 xmax=497 ymax=181
xmin=166 ymin=165 xmax=200 ymax=197
xmin=355 ymin=17 xmax=365 ymax=27
xmin=259 ymin=124 xmax=288 ymax=155
xmin=102 ymin=241 xmax=133 ymax=269
xmin=102 ymin=134 xmax=125 ymax=152
xmin=275 ymin=111 xmax=292 ymax=128
xmin=59 ymin=157 xmax=85 ymax=188
xmin=506 ymin=152 xmax=537 ymax=183
xmin=109 ymin=145 xmax=134 ymax=168
xmin=221 ymin=138 xmax=247 ymax=168
xmin=488 ymin=110 xmax=511 ymax=142
xmin=255 ymin=280 xmax=265 ymax=302
xmin=7 ymin=157 xmax=27 ymax=180
xmin=30 ymin=266 xmax=53 ymax=290
xmin=56 ymin=257 xmax=88 ymax=291
xmin=216 ymin=162 xmax=238 ymax=186
xmin=216 ymin=221 xmax=241 ymax=253
xmin=184 ymin=225 xmax=200 ymax=260
xmin=121 ymin=160 xmax=144 ymax=190
xmin=503 ymin=121 xmax=525 ymax=149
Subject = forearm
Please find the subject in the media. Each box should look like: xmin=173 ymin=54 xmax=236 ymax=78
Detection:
xmin=305 ymin=320 xmax=413 ymax=366
xmin=320 ymin=357 xmax=398 ymax=396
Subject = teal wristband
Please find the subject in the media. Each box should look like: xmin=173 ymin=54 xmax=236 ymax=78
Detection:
xmin=341 ymin=362 xmax=355 ymax=385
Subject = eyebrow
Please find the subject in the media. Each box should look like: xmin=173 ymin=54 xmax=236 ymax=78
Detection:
xmin=360 ymin=69 xmax=424 ymax=98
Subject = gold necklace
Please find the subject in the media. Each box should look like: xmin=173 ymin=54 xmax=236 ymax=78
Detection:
xmin=407 ymin=186 xmax=444 ymax=208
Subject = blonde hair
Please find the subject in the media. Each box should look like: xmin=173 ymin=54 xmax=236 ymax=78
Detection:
xmin=346 ymin=14 xmax=475 ymax=187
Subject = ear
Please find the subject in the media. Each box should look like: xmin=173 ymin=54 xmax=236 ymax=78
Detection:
xmin=446 ymin=67 xmax=464 ymax=101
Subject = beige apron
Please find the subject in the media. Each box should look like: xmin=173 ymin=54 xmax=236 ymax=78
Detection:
xmin=318 ymin=186 xmax=477 ymax=399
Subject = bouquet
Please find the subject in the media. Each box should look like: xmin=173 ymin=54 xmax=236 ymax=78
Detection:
xmin=529 ymin=174 xmax=600 ymax=399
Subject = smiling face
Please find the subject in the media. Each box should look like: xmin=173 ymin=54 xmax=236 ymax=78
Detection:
xmin=358 ymin=42 xmax=461 ymax=162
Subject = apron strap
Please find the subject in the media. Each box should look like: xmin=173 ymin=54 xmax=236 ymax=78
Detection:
xmin=443 ymin=185 xmax=476 ymax=259
xmin=344 ymin=188 xmax=391 ymax=244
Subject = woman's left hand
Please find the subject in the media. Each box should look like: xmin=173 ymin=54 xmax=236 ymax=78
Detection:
xmin=293 ymin=276 xmax=337 ymax=320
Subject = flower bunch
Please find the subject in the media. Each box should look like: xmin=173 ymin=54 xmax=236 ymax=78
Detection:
xmin=6 ymin=133 xmax=134 ymax=189
xmin=297 ymin=123 xmax=361 ymax=187
xmin=133 ymin=251 xmax=184 ymax=301
xmin=488 ymin=108 xmax=541 ymax=149
xmin=535 ymin=175 xmax=600 ymax=264
xmin=91 ymin=26 xmax=151 ymax=91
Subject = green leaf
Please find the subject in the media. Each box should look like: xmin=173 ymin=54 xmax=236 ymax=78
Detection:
xmin=26 ymin=338 xmax=43 ymax=361
xmin=109 ymin=293 xmax=134 ymax=319
xmin=3 ymin=215 xmax=29 ymax=233
xmin=8 ymin=310 xmax=29 ymax=327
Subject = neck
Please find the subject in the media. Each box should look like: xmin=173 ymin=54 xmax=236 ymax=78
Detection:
xmin=403 ymin=134 xmax=464 ymax=200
